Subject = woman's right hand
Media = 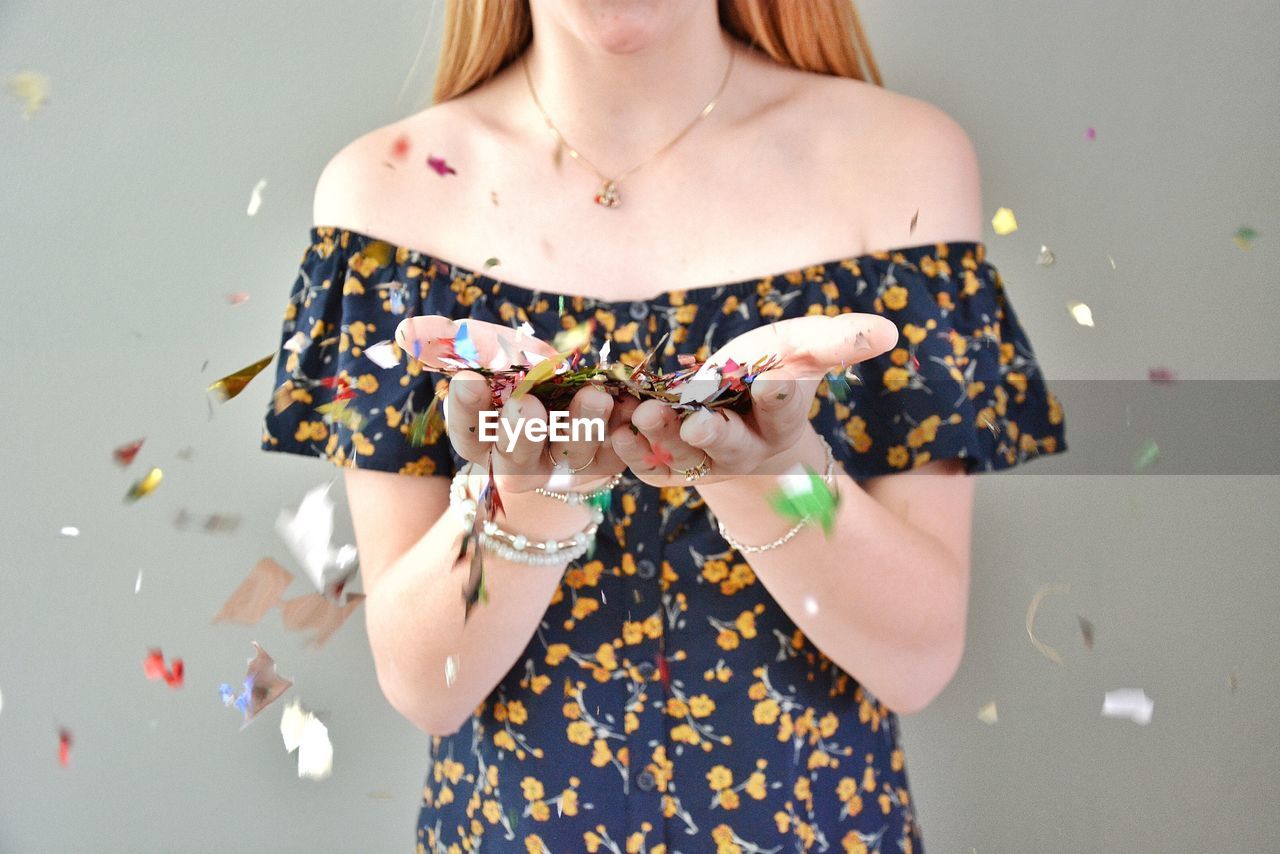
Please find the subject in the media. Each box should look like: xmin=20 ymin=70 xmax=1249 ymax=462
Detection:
xmin=396 ymin=316 xmax=628 ymax=493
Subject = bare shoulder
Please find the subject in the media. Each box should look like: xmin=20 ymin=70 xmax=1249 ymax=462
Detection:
xmin=797 ymin=73 xmax=984 ymax=248
xmin=310 ymin=100 xmax=472 ymax=233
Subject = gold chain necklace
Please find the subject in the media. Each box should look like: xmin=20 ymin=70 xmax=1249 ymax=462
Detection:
xmin=522 ymin=44 xmax=736 ymax=209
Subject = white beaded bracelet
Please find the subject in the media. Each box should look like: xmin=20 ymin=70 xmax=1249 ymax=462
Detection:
xmin=715 ymin=437 xmax=838 ymax=555
xmin=449 ymin=468 xmax=603 ymax=567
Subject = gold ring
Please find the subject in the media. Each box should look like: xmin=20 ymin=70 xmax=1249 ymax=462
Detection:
xmin=546 ymin=445 xmax=596 ymax=473
xmin=672 ymin=452 xmax=712 ymax=483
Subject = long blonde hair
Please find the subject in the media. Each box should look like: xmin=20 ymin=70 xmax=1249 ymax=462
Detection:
xmin=431 ymin=0 xmax=882 ymax=104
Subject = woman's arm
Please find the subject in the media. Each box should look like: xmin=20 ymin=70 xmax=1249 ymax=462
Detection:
xmin=345 ymin=467 xmax=598 ymax=735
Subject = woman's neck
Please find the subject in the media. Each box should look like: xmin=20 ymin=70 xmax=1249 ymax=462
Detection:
xmin=517 ymin=5 xmax=739 ymax=170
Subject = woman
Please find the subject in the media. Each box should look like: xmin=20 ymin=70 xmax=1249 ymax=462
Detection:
xmin=261 ymin=1 xmax=1068 ymax=851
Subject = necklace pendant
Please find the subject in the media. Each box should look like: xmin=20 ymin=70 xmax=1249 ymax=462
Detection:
xmin=594 ymin=180 xmax=621 ymax=209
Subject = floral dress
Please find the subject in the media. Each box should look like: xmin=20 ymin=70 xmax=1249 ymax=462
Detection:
xmin=261 ymin=226 xmax=1068 ymax=854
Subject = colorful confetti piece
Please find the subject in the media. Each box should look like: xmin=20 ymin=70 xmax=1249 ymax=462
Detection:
xmin=113 ymin=438 xmax=144 ymax=466
xmin=6 ymin=71 xmax=50 ymax=118
xmin=219 ymin=642 xmax=293 ymax=730
xmin=1133 ymin=439 xmax=1159 ymax=471
xmin=1036 ymin=245 xmax=1055 ymax=267
xmin=208 ymin=353 xmax=274 ymax=402
xmin=427 ymin=154 xmax=457 ymax=176
xmin=143 ymin=649 xmax=185 ymax=689
xmin=991 ymin=207 xmax=1018 ymax=235
xmin=58 ymin=728 xmax=72 ymax=767
xmin=1234 ymin=226 xmax=1257 ymax=250
xmin=124 ymin=467 xmax=164 ymax=503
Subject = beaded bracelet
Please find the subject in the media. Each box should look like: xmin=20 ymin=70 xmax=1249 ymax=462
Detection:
xmin=535 ymin=472 xmax=624 ymax=506
xmin=449 ymin=468 xmax=602 ymax=567
xmin=715 ymin=437 xmax=838 ymax=555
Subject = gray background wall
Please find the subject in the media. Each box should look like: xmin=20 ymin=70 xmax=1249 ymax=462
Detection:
xmin=2 ymin=1 xmax=1277 ymax=851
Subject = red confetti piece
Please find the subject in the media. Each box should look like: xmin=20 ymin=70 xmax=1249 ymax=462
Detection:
xmin=58 ymin=728 xmax=72 ymax=767
xmin=1147 ymin=367 xmax=1178 ymax=383
xmin=656 ymin=653 xmax=671 ymax=690
xmin=113 ymin=438 xmax=144 ymax=466
xmin=427 ymin=154 xmax=457 ymax=176
xmin=1085 ymin=127 xmax=1096 ymax=141
xmin=224 ymin=292 xmax=250 ymax=306
xmin=911 ymin=354 xmax=920 ymax=372
xmin=644 ymin=442 xmax=674 ymax=470
xmin=390 ymin=134 xmax=410 ymax=160
xmin=143 ymin=649 xmax=185 ymax=688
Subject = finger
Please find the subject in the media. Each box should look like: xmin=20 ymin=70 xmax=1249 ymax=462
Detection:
xmin=610 ymin=425 xmax=669 ymax=480
xmin=396 ymin=315 xmax=559 ymax=372
xmin=631 ymin=399 xmax=705 ymax=470
xmin=701 ymin=313 xmax=898 ymax=380
xmin=748 ymin=369 xmax=813 ymax=450
xmin=444 ymin=370 xmax=493 ymax=463
xmin=679 ymin=407 xmax=768 ymax=473
xmin=549 ymin=386 xmax=614 ymax=472
xmin=489 ymin=394 xmax=551 ymax=493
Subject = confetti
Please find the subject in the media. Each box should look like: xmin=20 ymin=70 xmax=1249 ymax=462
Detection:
xmin=427 ymin=154 xmax=457 ymax=176
xmin=1066 ymin=300 xmax=1095 ymax=327
xmin=445 ymin=655 xmax=459 ymax=687
xmin=0 ymin=685 xmax=4 ymax=717
xmin=977 ymin=700 xmax=998 ymax=725
xmin=225 ymin=292 xmax=251 ymax=306
xmin=454 ymin=320 xmax=481 ymax=365
xmin=143 ymin=649 xmax=185 ymax=689
xmin=1233 ymin=226 xmax=1257 ymax=250
xmin=275 ymin=484 xmax=359 ymax=597
xmin=364 ymin=340 xmax=401 ymax=369
xmin=279 ymin=591 xmax=366 ymax=649
xmin=599 ymin=339 xmax=611 ymax=367
xmin=1133 ymin=439 xmax=1159 ymax=471
xmin=803 ymin=596 xmax=819 ymax=616
xmin=280 ymin=699 xmax=333 ymax=781
xmin=767 ymin=465 xmax=840 ymax=535
xmin=6 ymin=71 xmax=50 ymax=118
xmin=1078 ymin=616 xmax=1095 ymax=650
xmin=246 ymin=178 xmax=267 ymax=216
xmin=644 ymin=442 xmax=674 ymax=470
xmin=1102 ymin=688 xmax=1153 ymax=725
xmin=282 ymin=331 xmax=309 ymax=354
xmin=1036 ymin=245 xmax=1055 ymax=267
xmin=113 ymin=438 xmax=144 ymax=466
xmin=909 ymin=209 xmax=919 ymax=234
xmin=1108 ymin=254 xmax=1117 ymax=270
xmin=390 ymin=134 xmax=410 ymax=160
xmin=1025 ymin=583 xmax=1070 ymax=665
xmin=219 ymin=642 xmax=292 ymax=730
xmin=483 ymin=257 xmax=500 ymax=269
xmin=1084 ymin=127 xmax=1096 ymax=141
xmin=991 ymin=207 xmax=1018 ymax=236
xmin=135 ymin=570 xmax=142 ymax=594
xmin=58 ymin=728 xmax=72 ymax=767
xmin=124 ymin=467 xmax=164 ymax=503
xmin=208 ymin=353 xmax=274 ymax=402
xmin=213 ymin=558 xmax=294 ymax=625
xmin=1147 ymin=367 xmax=1177 ymax=384
xmin=60 ymin=526 xmax=80 ymax=537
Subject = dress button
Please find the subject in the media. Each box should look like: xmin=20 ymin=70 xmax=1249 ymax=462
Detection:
xmin=635 ymin=770 xmax=656 ymax=792
xmin=636 ymin=558 xmax=657 ymax=580
xmin=635 ymin=661 xmax=655 ymax=679
xmin=629 ymin=301 xmax=650 ymax=321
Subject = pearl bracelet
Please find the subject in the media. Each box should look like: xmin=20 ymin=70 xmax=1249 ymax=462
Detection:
xmin=715 ymin=437 xmax=838 ymax=555
xmin=449 ymin=468 xmax=603 ymax=567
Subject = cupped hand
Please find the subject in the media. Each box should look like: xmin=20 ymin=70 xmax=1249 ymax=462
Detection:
xmin=396 ymin=316 xmax=628 ymax=493
xmin=609 ymin=313 xmax=899 ymax=487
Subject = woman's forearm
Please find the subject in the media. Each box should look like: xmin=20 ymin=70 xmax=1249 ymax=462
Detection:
xmin=365 ymin=484 xmax=594 ymax=735
xmin=695 ymin=431 xmax=968 ymax=715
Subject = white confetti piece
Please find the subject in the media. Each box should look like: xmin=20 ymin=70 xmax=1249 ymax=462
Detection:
xmin=445 ymin=655 xmax=459 ymax=687
xmin=599 ymin=339 xmax=611 ymax=367
xmin=60 ymin=526 xmax=79 ymax=537
xmin=247 ymin=179 xmax=267 ymax=216
xmin=977 ymin=700 xmax=998 ymax=725
xmin=275 ymin=484 xmax=358 ymax=595
xmin=280 ymin=699 xmax=333 ymax=780
xmin=135 ymin=570 xmax=143 ymax=594
xmin=364 ymin=340 xmax=400 ymax=369
xmin=1036 ymin=245 xmax=1055 ymax=267
xmin=1067 ymin=300 xmax=1095 ymax=327
xmin=803 ymin=595 xmax=819 ymax=616
xmin=516 ymin=321 xmax=535 ymax=340
xmin=1102 ymin=688 xmax=1153 ymax=725
xmin=283 ymin=331 xmax=309 ymax=354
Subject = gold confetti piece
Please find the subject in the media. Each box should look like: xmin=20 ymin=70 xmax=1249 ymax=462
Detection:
xmin=208 ymin=353 xmax=274 ymax=402
xmin=124 ymin=467 xmax=164 ymax=503
xmin=1078 ymin=616 xmax=1095 ymax=650
xmin=6 ymin=71 xmax=50 ymax=118
xmin=1066 ymin=300 xmax=1095 ymax=327
xmin=1025 ymin=582 xmax=1071 ymax=665
xmin=977 ymin=700 xmax=998 ymax=725
xmin=991 ymin=207 xmax=1018 ymax=235
xmin=246 ymin=179 xmax=267 ymax=216
xmin=1234 ymin=226 xmax=1257 ymax=250
xmin=1036 ymin=245 xmax=1055 ymax=266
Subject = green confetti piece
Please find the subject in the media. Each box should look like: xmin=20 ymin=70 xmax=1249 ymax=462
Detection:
xmin=825 ymin=370 xmax=852 ymax=402
xmin=767 ymin=468 xmax=839 ymax=536
xmin=483 ymin=256 xmax=500 ymax=269
xmin=1133 ymin=439 xmax=1159 ymax=471
xmin=557 ymin=295 xmax=565 ymax=315
xmin=1234 ymin=226 xmax=1258 ymax=249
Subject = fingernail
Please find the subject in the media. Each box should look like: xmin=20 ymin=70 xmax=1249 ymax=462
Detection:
xmin=684 ymin=410 xmax=716 ymax=445
xmin=453 ymin=379 xmax=482 ymax=404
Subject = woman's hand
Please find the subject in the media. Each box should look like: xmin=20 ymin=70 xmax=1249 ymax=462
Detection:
xmin=396 ymin=316 xmax=627 ymax=493
xmin=608 ymin=313 xmax=899 ymax=486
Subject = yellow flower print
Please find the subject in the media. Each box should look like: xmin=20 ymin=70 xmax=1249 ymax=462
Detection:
xmin=590 ymin=739 xmax=612 ymax=768
xmin=906 ymin=414 xmax=941 ymax=449
xmin=351 ymin=432 xmax=374 ymax=456
xmin=622 ymin=621 xmax=644 ymax=645
xmin=719 ymin=789 xmax=741 ymax=809
xmin=524 ymin=835 xmax=546 ymax=854
xmin=294 ymin=421 xmax=328 ymax=442
xmin=734 ymin=610 xmax=757 ymax=639
xmin=571 ymin=597 xmax=599 ymax=620
xmin=520 ymin=777 xmax=544 ymax=801
xmin=545 ymin=644 xmax=571 ymax=666
xmin=566 ymin=721 xmax=592 ymax=746
xmin=889 ymin=348 xmax=909 ymax=367
xmin=355 ymin=372 xmax=378 ymax=393
xmin=882 ymin=285 xmax=908 ymax=311
xmin=706 ymin=765 xmax=733 ymax=791
xmin=493 ymin=730 xmax=516 ymax=751
xmin=701 ymin=560 xmax=729 ymax=583
xmin=560 ymin=788 xmax=579 ymax=816
xmin=887 ymin=445 xmax=908 ymax=468
xmin=688 ymin=695 xmax=716 ymax=718
xmin=716 ymin=629 xmax=739 ymax=650
xmin=774 ymin=811 xmax=791 ymax=833
xmin=883 ymin=366 xmax=911 ymax=392
xmin=341 ymin=274 xmax=364 ymax=296
xmin=482 ymin=799 xmax=502 ymax=823
xmin=753 ymin=698 xmax=780 ymax=725
xmin=666 ymin=697 xmax=689 ymax=718
xmin=507 ymin=700 xmax=528 ymax=725
xmin=529 ymin=800 xmax=550 ymax=821
xmin=842 ymin=830 xmax=869 ymax=853
xmin=745 ymin=771 xmax=767 ymax=800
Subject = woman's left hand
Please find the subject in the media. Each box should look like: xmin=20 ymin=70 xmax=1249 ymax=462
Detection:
xmin=609 ymin=313 xmax=899 ymax=486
